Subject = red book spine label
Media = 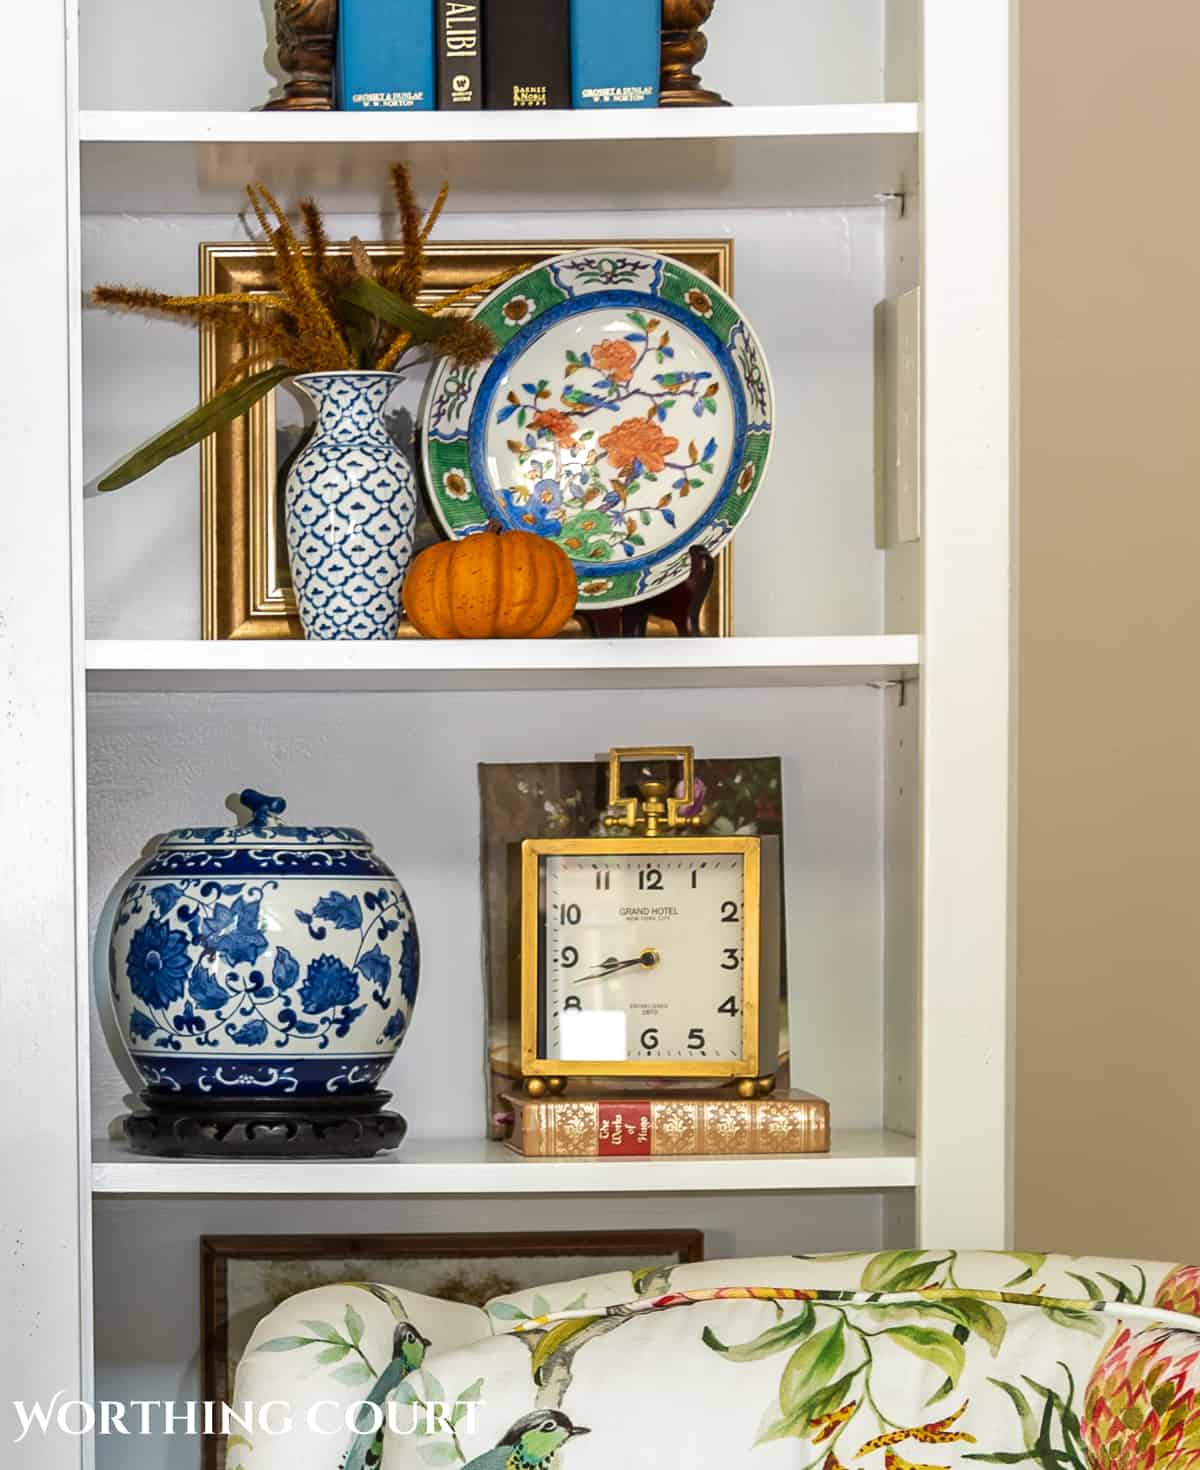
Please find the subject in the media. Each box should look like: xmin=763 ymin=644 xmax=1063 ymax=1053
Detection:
xmin=596 ymin=1102 xmax=653 ymax=1156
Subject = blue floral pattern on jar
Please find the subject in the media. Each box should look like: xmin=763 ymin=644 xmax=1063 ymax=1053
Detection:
xmin=108 ymin=790 xmax=419 ymax=1098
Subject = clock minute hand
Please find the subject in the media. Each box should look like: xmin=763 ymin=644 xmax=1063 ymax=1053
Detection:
xmin=572 ymin=949 xmax=660 ymax=984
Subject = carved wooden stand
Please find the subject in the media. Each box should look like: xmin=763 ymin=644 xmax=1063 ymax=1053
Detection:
xmin=263 ymin=0 xmax=338 ymax=112
xmin=579 ymin=546 xmax=716 ymax=638
xmin=660 ymin=0 xmax=730 ymax=107
xmin=123 ymin=1090 xmax=406 ymax=1158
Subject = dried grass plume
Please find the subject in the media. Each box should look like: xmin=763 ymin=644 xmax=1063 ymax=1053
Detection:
xmin=90 ymin=163 xmax=518 ymax=378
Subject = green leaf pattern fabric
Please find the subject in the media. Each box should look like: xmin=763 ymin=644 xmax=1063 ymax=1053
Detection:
xmin=227 ymin=1253 xmax=1200 ymax=1470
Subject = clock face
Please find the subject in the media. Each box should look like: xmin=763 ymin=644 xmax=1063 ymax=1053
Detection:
xmin=537 ymin=852 xmax=747 ymax=1064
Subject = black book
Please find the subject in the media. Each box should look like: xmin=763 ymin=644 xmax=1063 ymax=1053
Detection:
xmin=438 ymin=0 xmax=483 ymax=109
xmin=485 ymin=0 xmax=571 ymax=109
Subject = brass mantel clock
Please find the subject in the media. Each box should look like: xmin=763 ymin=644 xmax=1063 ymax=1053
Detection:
xmin=519 ymin=747 xmax=780 ymax=1096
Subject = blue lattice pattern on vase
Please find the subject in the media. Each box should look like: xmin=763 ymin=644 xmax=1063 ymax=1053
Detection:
xmin=284 ymin=372 xmax=418 ymax=640
xmin=107 ymin=790 xmax=420 ymax=1099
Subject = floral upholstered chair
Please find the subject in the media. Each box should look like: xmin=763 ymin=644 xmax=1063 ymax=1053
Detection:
xmin=228 ymin=1250 xmax=1200 ymax=1470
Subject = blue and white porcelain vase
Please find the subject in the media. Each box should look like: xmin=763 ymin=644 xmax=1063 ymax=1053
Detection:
xmin=108 ymin=789 xmax=420 ymax=1099
xmin=285 ymin=371 xmax=417 ymax=639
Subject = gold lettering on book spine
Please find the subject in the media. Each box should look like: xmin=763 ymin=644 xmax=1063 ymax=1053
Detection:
xmin=553 ymin=1102 xmax=599 ymax=1156
xmin=652 ymin=1102 xmax=699 ymax=1154
xmin=773 ymin=1101 xmax=825 ymax=1151
xmin=507 ymin=1092 xmax=830 ymax=1155
xmin=701 ymin=1101 xmax=753 ymax=1154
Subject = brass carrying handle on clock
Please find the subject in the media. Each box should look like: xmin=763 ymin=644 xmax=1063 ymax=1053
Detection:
xmin=603 ymin=746 xmax=704 ymax=838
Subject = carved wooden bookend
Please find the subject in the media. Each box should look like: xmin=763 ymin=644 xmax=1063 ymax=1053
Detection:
xmin=263 ymin=0 xmax=338 ymax=111
xmin=660 ymin=0 xmax=730 ymax=107
xmin=579 ymin=546 xmax=717 ymax=638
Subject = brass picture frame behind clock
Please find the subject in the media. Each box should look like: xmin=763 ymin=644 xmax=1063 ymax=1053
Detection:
xmin=519 ymin=747 xmax=780 ymax=1095
xmin=199 ymin=240 xmax=734 ymax=640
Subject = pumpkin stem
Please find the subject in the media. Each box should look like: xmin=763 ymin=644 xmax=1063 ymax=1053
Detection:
xmin=485 ymin=519 xmax=505 ymax=536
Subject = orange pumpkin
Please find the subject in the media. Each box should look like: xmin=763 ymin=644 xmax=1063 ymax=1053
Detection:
xmin=402 ymin=523 xmax=577 ymax=638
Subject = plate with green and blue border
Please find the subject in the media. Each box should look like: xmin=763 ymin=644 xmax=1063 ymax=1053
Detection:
xmin=419 ymin=249 xmax=773 ymax=610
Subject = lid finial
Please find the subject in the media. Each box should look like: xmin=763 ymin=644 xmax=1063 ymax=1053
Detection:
xmin=239 ymin=788 xmax=287 ymax=832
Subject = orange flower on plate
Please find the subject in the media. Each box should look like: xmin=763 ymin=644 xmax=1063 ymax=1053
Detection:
xmin=1084 ymin=1325 xmax=1200 ymax=1470
xmin=591 ymin=337 xmax=639 ymax=383
xmin=599 ymin=417 xmax=679 ymax=474
xmin=529 ymin=409 xmax=578 ymax=448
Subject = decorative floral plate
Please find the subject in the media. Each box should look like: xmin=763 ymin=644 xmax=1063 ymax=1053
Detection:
xmin=420 ymin=250 xmax=774 ymax=610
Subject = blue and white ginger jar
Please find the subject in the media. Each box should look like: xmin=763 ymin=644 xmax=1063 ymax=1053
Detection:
xmin=108 ymin=789 xmax=419 ymax=1099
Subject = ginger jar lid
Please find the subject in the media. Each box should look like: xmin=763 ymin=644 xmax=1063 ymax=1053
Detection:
xmin=157 ymin=789 xmax=371 ymax=851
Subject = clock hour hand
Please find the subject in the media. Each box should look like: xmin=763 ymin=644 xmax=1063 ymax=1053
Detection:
xmin=572 ymin=948 xmax=660 ymax=984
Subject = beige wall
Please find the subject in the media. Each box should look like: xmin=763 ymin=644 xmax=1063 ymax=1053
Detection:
xmin=1016 ymin=1 xmax=1200 ymax=1258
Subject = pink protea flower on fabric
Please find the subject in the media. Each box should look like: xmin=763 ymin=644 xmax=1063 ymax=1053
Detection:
xmin=1156 ymin=1267 xmax=1200 ymax=1318
xmin=1083 ymin=1325 xmax=1200 ymax=1470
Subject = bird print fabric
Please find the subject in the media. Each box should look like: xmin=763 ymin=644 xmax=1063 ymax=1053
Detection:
xmin=460 ymin=1411 xmax=590 ymax=1469
xmin=229 ymin=1254 xmax=1200 ymax=1470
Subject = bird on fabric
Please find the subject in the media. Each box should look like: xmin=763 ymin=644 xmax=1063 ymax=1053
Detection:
xmin=358 ymin=1284 xmax=432 ymax=1375
xmin=630 ymin=1264 xmax=675 ymax=1298
xmin=390 ymin=1320 xmax=433 ymax=1374
xmin=461 ymin=1410 xmax=591 ymax=1470
xmin=342 ymin=1287 xmax=432 ymax=1470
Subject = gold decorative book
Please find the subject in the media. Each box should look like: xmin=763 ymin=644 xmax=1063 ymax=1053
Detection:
xmin=501 ymin=1089 xmax=830 ymax=1158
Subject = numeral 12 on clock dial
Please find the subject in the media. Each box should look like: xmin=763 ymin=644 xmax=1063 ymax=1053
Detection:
xmin=543 ymin=853 xmax=745 ymax=1061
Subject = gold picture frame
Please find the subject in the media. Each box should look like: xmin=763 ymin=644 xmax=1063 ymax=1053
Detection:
xmin=202 ymin=1229 xmax=703 ymax=1470
xmin=199 ymin=239 xmax=735 ymax=639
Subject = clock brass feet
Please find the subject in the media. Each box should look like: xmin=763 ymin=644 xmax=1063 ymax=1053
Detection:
xmin=524 ymin=1076 xmax=567 ymax=1097
xmin=736 ymin=1075 xmax=776 ymax=1099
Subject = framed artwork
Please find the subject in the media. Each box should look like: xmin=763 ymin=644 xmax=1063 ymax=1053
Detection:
xmin=201 ymin=1229 xmax=703 ymax=1470
xmin=199 ymin=239 xmax=735 ymax=640
xmin=478 ymin=755 xmax=790 ymax=1135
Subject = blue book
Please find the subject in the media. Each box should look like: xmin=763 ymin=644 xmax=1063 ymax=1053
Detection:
xmin=570 ymin=0 xmax=661 ymax=108
xmin=338 ymin=0 xmax=435 ymax=110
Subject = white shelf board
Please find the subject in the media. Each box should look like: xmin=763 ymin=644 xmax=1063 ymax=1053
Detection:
xmin=85 ymin=634 xmax=920 ymax=693
xmin=91 ymin=1130 xmax=917 ymax=1197
xmin=81 ymin=104 xmax=919 ymax=146
xmin=79 ymin=104 xmax=919 ymax=213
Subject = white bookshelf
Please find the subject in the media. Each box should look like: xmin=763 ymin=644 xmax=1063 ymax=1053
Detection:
xmin=79 ymin=104 xmax=919 ymax=213
xmin=4 ymin=3 xmax=1013 ymax=1464
xmin=85 ymin=634 xmax=920 ymax=692
xmin=81 ymin=102 xmax=919 ymax=142
xmin=91 ymin=1131 xmax=918 ymax=1196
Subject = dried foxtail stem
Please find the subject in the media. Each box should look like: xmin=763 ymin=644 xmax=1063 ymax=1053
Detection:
xmin=389 ymin=163 xmax=425 ymax=300
xmin=299 ymin=197 xmax=330 ymax=272
xmin=420 ymin=182 xmax=450 ymax=243
xmin=349 ymin=237 xmax=375 ymax=280
xmin=426 ymin=264 xmax=528 ymax=317
xmin=90 ymin=159 xmax=512 ymax=489
xmin=375 ymin=329 xmax=414 ymax=373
